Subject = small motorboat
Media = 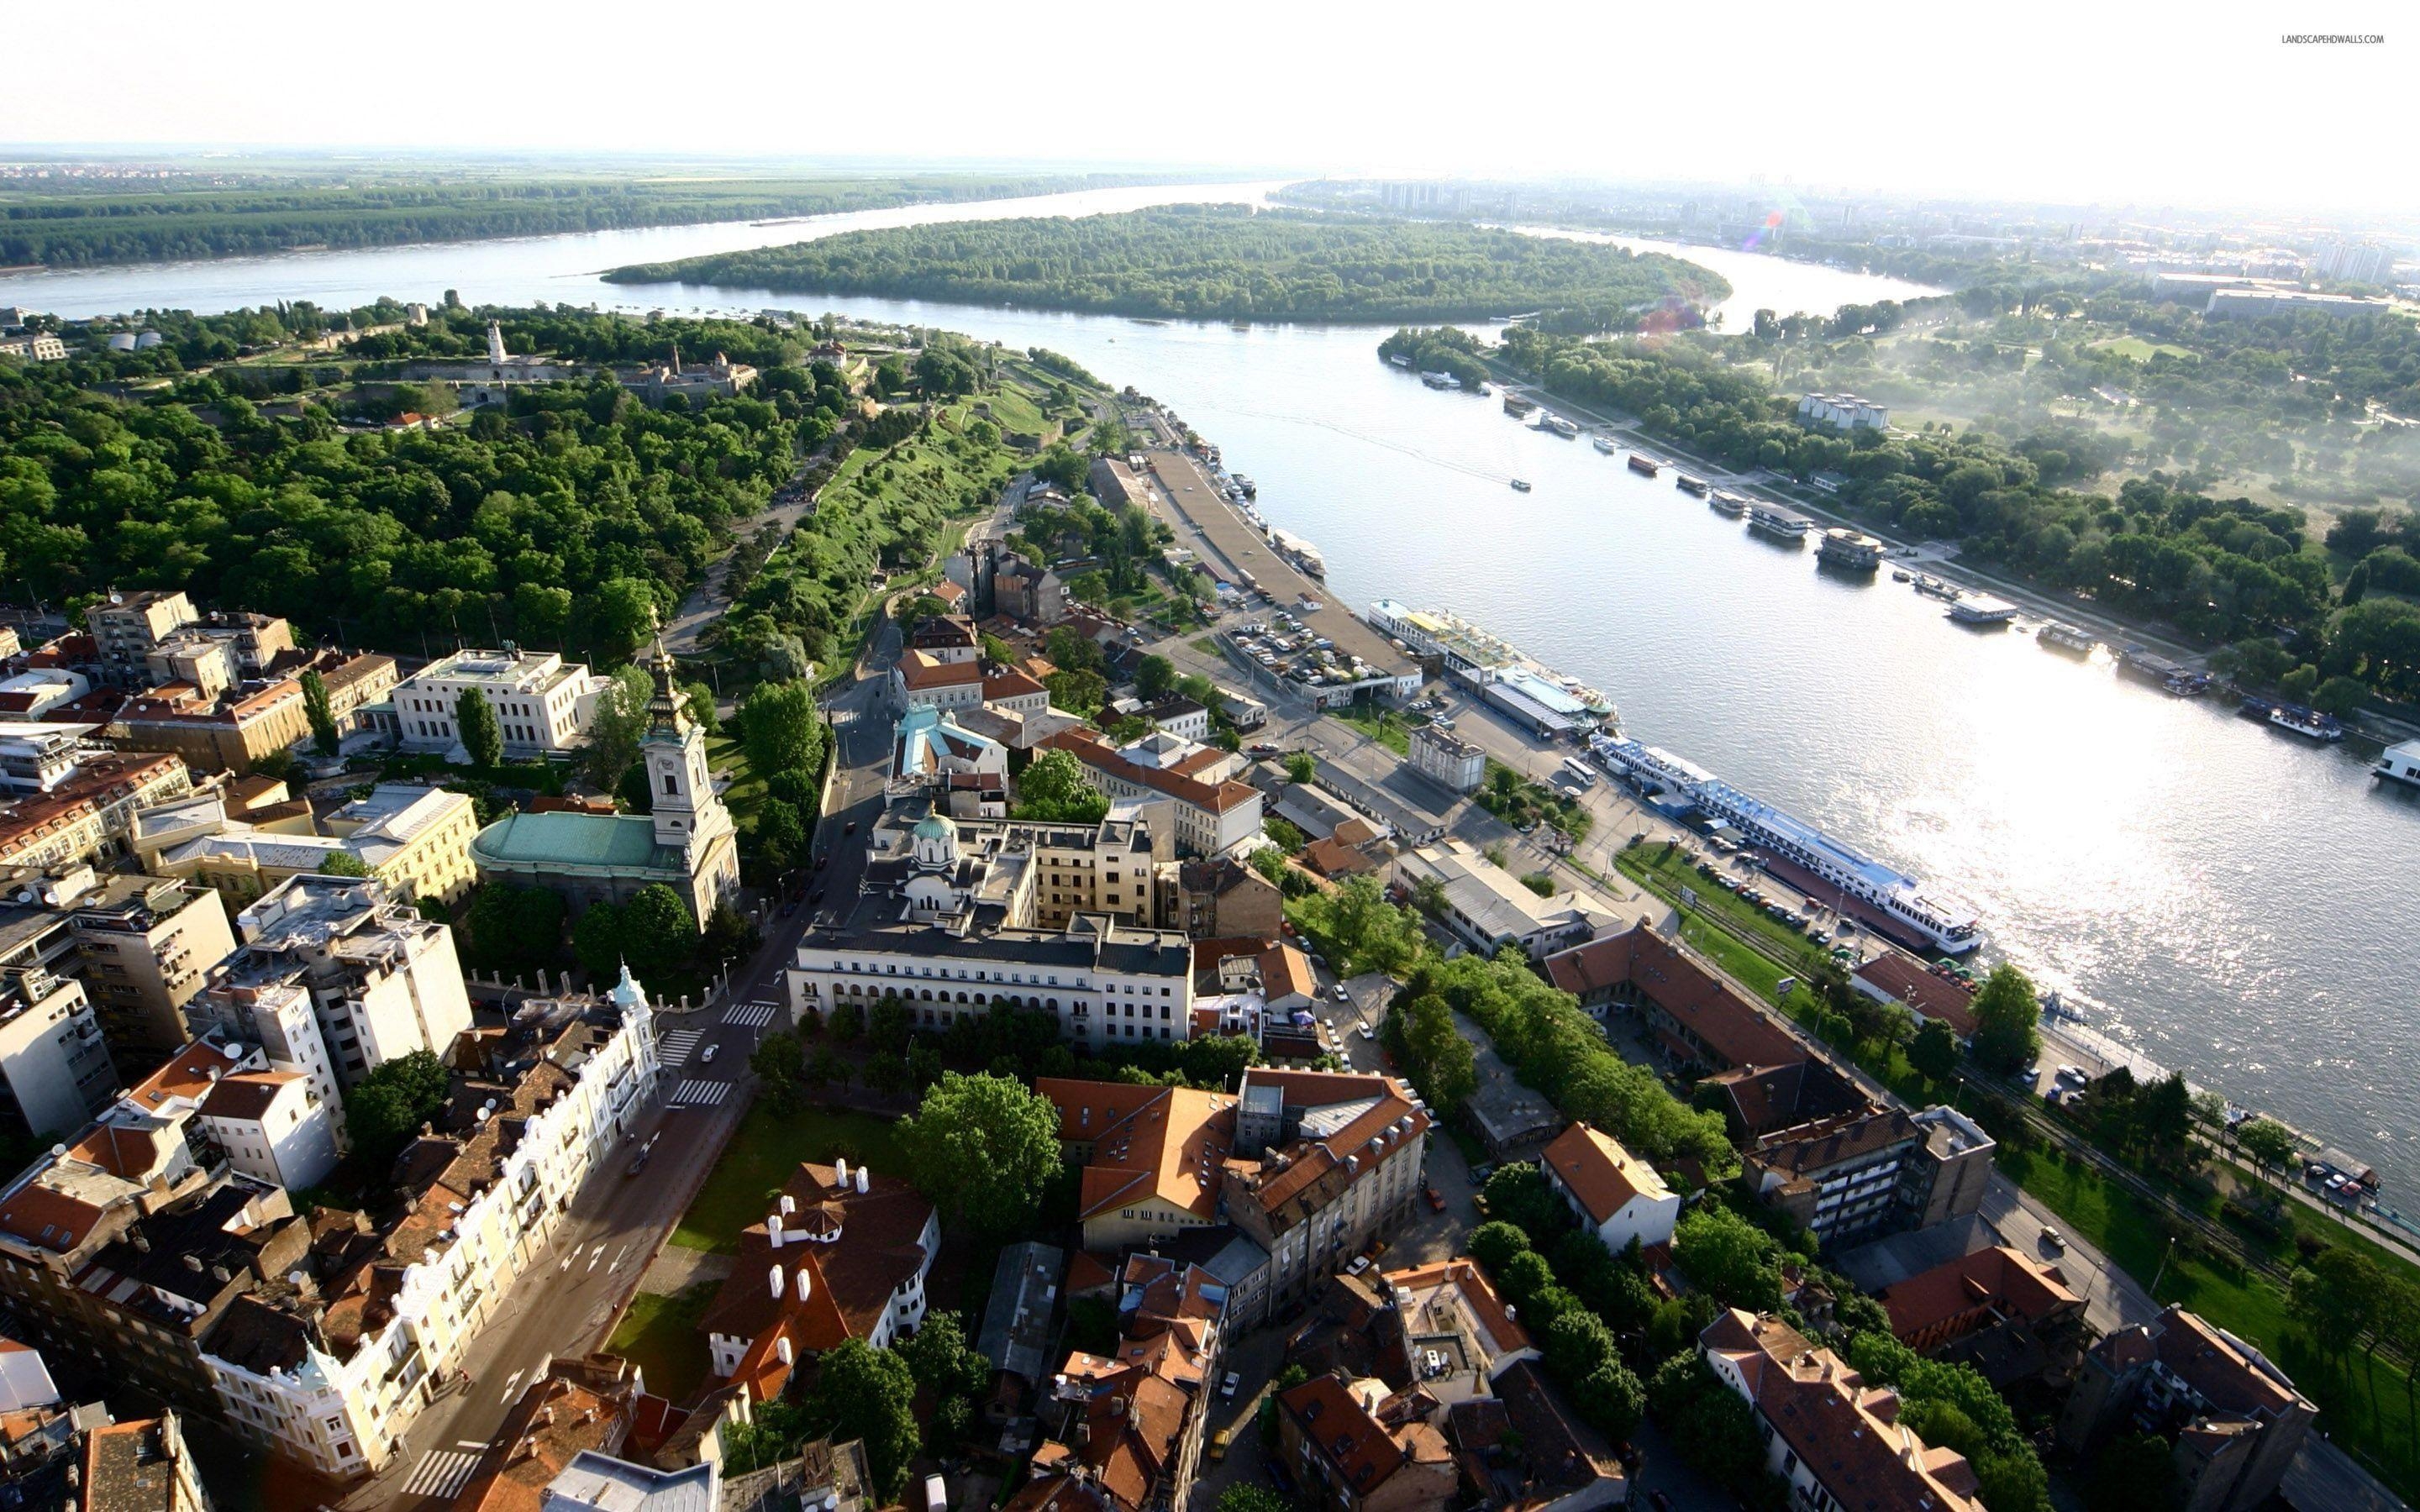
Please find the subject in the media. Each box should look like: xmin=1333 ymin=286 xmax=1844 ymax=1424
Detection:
xmin=1891 ymin=569 xmax=1911 ymax=582
xmin=1509 ymin=479 xmax=1533 ymax=492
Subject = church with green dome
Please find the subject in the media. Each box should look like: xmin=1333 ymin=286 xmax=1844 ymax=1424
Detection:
xmin=468 ymin=639 xmax=740 ymax=929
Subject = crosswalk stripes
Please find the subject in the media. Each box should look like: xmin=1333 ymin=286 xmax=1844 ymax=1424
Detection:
xmin=402 ymin=1448 xmax=482 ymax=1500
xmin=725 ymin=1001 xmax=779 ymax=1029
xmin=670 ymin=1078 xmax=733 ymax=1108
xmin=658 ymin=1028 xmax=702 ymax=1066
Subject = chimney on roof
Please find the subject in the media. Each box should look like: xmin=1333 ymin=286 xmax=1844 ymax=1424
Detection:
xmin=855 ymin=1165 xmax=869 ymax=1194
xmin=769 ymin=1265 xmax=785 ymax=1300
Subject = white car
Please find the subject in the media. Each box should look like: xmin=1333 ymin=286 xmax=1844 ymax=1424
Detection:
xmin=1332 ymin=984 xmax=1350 ymax=1003
xmin=1346 ymin=1256 xmax=1372 ymax=1276
xmin=701 ymin=1044 xmax=719 ymax=1064
xmin=2055 ymin=1064 xmax=2088 ymax=1085
xmin=1358 ymin=1024 xmax=1377 ymax=1042
xmin=2040 ymin=1226 xmax=2065 ymax=1250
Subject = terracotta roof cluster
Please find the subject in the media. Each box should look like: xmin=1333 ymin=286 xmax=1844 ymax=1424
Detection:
xmin=450 ymin=1355 xmax=643 ymax=1512
xmin=1021 ymin=1256 xmax=1225 ymax=1512
xmin=1036 ymin=1079 xmax=1236 ymax=1224
xmin=1539 ymin=1123 xmax=1669 ymax=1226
xmin=0 ymin=753 xmax=185 ymax=862
xmin=1041 ymin=727 xmax=1258 ymax=814
xmin=697 ymin=1161 xmax=934 ymax=1404
xmin=1445 ymin=1358 xmax=1627 ymax=1511
xmin=1701 ymin=1059 xmax=1871 ymax=1139
xmin=1880 ymin=1246 xmax=2081 ymax=1346
xmin=1542 ymin=923 xmax=1802 ymax=1070
xmin=983 ymin=667 xmax=1048 ymax=701
xmin=1277 ymin=1371 xmax=1454 ymax=1504
xmin=2087 ymin=1306 xmax=2305 ymax=1420
xmin=1702 ymin=1310 xmax=1986 ymax=1512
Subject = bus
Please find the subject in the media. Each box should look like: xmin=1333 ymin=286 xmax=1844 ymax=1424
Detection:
xmin=1560 ymin=756 xmax=1599 ymax=789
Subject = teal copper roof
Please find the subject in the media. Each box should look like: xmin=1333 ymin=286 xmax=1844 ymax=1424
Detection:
xmin=470 ymin=811 xmax=682 ymax=874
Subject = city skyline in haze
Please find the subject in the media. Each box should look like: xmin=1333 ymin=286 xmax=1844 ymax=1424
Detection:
xmin=0 ymin=0 xmax=2402 ymax=221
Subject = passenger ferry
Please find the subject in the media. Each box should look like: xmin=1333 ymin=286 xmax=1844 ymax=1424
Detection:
xmin=1709 ymin=491 xmax=1749 ymax=517
xmin=1627 ymin=454 xmax=1661 ymax=477
xmin=1746 ymin=503 xmax=1812 ymax=542
xmin=1592 ymin=434 xmax=1620 ymax=454
xmin=1675 ymin=475 xmax=1710 ymax=496
xmin=1690 ymin=778 xmax=1983 ymax=954
xmin=1816 ymin=528 xmax=1885 ymax=570
xmin=2037 ymin=622 xmax=2097 ymax=656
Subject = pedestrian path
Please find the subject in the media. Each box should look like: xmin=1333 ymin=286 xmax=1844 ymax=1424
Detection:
xmin=670 ymin=1079 xmax=733 ymax=1108
xmin=402 ymin=1448 xmax=482 ymax=1500
xmin=658 ymin=1028 xmax=702 ymax=1067
xmin=725 ymin=1001 xmax=779 ymax=1029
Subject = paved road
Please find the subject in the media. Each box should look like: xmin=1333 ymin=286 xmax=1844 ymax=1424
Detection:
xmin=662 ymin=482 xmax=823 ymax=657
xmin=355 ymin=996 xmax=769 ymax=1509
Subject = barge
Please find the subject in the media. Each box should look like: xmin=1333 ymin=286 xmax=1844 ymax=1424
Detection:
xmin=1675 ymin=474 xmax=1710 ymax=496
xmin=1627 ymin=454 xmax=1661 ymax=477
xmin=1503 ymin=393 xmax=1536 ymax=417
xmin=2241 ymin=698 xmax=2344 ymax=742
xmin=1709 ymin=491 xmax=1749 ymax=517
xmin=1948 ymin=594 xmax=2018 ymax=627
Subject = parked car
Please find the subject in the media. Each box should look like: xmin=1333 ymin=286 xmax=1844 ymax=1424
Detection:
xmin=1207 ymin=1429 xmax=1231 ymax=1462
xmin=1220 ymin=1371 xmax=1241 ymax=1399
xmin=1357 ymin=1024 xmax=1376 ymax=1042
xmin=1331 ymin=984 xmax=1350 ymax=1003
xmin=1345 ymin=1256 xmax=1372 ymax=1276
xmin=842 ymin=820 xmax=858 ymax=835
xmin=1424 ymin=1185 xmax=1447 ymax=1212
xmin=2055 ymin=1064 xmax=2088 ymax=1085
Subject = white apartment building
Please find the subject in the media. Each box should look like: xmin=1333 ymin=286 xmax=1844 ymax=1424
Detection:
xmin=392 ymin=647 xmax=608 ymax=758
xmin=202 ymin=972 xmax=660 ymax=1478
xmin=184 ymin=875 xmax=474 ymax=1111
xmin=0 ymin=969 xmax=117 ymax=1141
xmin=1539 ymin=1121 xmax=1681 ymax=1253
xmin=113 ymin=1034 xmax=342 ymax=1193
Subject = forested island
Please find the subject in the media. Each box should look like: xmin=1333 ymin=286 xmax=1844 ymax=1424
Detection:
xmin=605 ymin=206 xmax=1728 ymax=331
xmin=0 ymin=172 xmax=1157 ymax=267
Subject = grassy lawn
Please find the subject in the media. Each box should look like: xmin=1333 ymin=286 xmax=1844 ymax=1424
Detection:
xmin=671 ymin=1102 xmax=905 ymax=1253
xmin=2090 ymin=334 xmax=2197 ymax=363
xmin=1326 ymin=704 xmax=1413 ymax=756
xmin=976 ymin=385 xmax=1049 ymax=438
xmin=705 ymin=734 xmax=764 ymax=824
xmin=606 ymin=1281 xmax=718 ymax=1405
xmin=1614 ymin=843 xmax=1832 ymax=974
xmin=1189 ymin=636 xmax=1220 ymax=656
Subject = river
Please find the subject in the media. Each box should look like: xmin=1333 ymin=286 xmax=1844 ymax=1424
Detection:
xmin=6 ymin=184 xmax=2415 ymax=1191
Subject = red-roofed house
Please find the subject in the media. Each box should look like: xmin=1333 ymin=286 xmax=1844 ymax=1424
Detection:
xmin=1853 ymin=951 xmax=1980 ymax=1040
xmin=1276 ymin=1371 xmax=1456 ymax=1512
xmin=1040 ymin=728 xmax=1262 ymax=857
xmin=1702 ymin=1309 xmax=1986 ymax=1512
xmin=1879 ymin=1245 xmax=2086 ymax=1386
xmin=697 ymin=1160 xmax=938 ymax=1405
xmin=1539 ymin=1123 xmax=1680 ymax=1252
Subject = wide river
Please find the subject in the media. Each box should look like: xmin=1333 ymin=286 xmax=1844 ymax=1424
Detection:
xmin=8 ymin=185 xmax=2416 ymax=1190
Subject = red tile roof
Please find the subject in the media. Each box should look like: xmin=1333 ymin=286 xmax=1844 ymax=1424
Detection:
xmin=1540 ymin=1123 xmax=1665 ymax=1226
xmin=1854 ymin=952 xmax=1980 ymax=1038
xmin=1880 ymin=1246 xmax=2080 ymax=1346
xmin=1544 ymin=923 xmax=1802 ymax=1070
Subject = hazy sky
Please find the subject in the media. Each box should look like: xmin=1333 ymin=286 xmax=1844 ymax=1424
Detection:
xmin=3 ymin=0 xmax=2402 ymax=218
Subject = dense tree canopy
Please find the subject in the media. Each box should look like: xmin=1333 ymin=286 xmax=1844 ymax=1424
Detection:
xmin=609 ymin=207 xmax=1728 ymax=330
xmin=896 ymin=1072 xmax=1063 ymax=1236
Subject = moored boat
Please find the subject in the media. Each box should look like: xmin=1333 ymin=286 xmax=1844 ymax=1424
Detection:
xmin=1709 ymin=491 xmax=1748 ymax=517
xmin=1816 ymin=528 xmax=1885 ymax=570
xmin=1510 ymin=479 xmax=1532 ymax=492
xmin=1747 ymin=503 xmax=1812 ymax=542
xmin=2038 ymin=622 xmax=2096 ymax=655
xmin=1627 ymin=454 xmax=1660 ymax=476
xmin=1675 ymin=474 xmax=1709 ymax=496
xmin=1592 ymin=434 xmax=1619 ymax=454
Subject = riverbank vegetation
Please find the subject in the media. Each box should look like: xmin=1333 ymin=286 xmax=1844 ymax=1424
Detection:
xmin=605 ymin=206 xmax=1728 ymax=331
xmin=0 ymin=172 xmax=1160 ymax=267
xmin=1474 ymin=323 xmax=2420 ymax=708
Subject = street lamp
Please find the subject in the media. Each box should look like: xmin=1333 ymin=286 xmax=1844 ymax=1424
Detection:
xmin=2149 ymin=1235 xmax=2180 ymax=1299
